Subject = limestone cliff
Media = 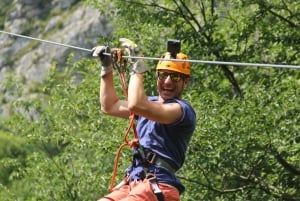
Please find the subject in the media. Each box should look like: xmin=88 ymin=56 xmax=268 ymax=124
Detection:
xmin=0 ymin=0 xmax=112 ymax=117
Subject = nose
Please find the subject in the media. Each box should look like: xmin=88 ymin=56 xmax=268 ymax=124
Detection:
xmin=164 ymin=75 xmax=173 ymax=83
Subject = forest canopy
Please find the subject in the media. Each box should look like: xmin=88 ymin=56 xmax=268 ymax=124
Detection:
xmin=0 ymin=0 xmax=299 ymax=200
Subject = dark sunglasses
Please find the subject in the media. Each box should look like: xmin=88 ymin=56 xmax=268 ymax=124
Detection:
xmin=157 ymin=72 xmax=186 ymax=82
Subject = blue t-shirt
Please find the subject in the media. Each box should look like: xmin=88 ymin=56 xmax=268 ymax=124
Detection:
xmin=126 ymin=96 xmax=196 ymax=193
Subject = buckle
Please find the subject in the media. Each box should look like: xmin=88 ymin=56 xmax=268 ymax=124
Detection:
xmin=146 ymin=151 xmax=156 ymax=164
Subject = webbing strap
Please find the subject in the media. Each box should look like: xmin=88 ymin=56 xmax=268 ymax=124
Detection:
xmin=147 ymin=174 xmax=165 ymax=201
xmin=151 ymin=182 xmax=164 ymax=201
xmin=136 ymin=146 xmax=177 ymax=174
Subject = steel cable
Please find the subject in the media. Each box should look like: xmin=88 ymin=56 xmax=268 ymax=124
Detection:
xmin=1 ymin=30 xmax=300 ymax=69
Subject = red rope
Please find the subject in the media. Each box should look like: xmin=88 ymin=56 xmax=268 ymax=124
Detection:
xmin=109 ymin=54 xmax=139 ymax=192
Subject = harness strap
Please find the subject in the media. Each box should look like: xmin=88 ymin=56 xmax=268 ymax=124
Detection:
xmin=136 ymin=146 xmax=178 ymax=174
xmin=153 ymin=157 xmax=177 ymax=174
xmin=147 ymin=173 xmax=164 ymax=201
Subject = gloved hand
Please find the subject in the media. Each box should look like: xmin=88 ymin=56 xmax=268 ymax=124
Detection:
xmin=92 ymin=46 xmax=113 ymax=77
xmin=119 ymin=38 xmax=149 ymax=74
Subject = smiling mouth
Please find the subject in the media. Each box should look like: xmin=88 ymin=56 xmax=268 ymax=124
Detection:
xmin=163 ymin=89 xmax=173 ymax=94
xmin=163 ymin=86 xmax=173 ymax=91
xmin=161 ymin=88 xmax=174 ymax=96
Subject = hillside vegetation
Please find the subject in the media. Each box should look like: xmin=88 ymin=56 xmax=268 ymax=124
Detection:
xmin=0 ymin=0 xmax=299 ymax=200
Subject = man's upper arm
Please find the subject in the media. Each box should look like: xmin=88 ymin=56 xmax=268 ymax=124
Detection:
xmin=102 ymin=99 xmax=131 ymax=119
xmin=133 ymin=101 xmax=183 ymax=124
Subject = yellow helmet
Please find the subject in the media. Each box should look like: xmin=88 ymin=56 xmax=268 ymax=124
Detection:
xmin=156 ymin=52 xmax=190 ymax=76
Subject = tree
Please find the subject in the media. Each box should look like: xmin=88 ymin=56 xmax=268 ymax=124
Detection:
xmin=87 ymin=0 xmax=300 ymax=200
xmin=0 ymin=0 xmax=299 ymax=200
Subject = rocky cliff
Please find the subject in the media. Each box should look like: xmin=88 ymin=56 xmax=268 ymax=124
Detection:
xmin=0 ymin=0 xmax=112 ymax=117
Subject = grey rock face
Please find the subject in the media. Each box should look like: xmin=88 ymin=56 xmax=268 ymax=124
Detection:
xmin=0 ymin=1 xmax=112 ymax=117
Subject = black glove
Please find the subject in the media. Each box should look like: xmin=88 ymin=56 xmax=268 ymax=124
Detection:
xmin=92 ymin=46 xmax=112 ymax=77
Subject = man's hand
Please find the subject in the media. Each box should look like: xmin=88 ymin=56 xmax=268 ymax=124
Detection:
xmin=92 ymin=46 xmax=113 ymax=77
xmin=119 ymin=38 xmax=149 ymax=74
xmin=119 ymin=38 xmax=140 ymax=62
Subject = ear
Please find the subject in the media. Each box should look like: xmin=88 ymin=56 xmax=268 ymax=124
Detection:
xmin=183 ymin=77 xmax=190 ymax=88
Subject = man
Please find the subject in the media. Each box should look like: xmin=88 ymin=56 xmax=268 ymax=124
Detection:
xmin=93 ymin=39 xmax=196 ymax=201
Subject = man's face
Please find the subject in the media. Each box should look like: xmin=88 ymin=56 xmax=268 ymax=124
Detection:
xmin=156 ymin=70 xmax=189 ymax=100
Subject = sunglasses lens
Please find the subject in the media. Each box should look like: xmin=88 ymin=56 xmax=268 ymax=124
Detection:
xmin=157 ymin=72 xmax=183 ymax=82
xmin=158 ymin=72 xmax=168 ymax=80
xmin=170 ymin=74 xmax=181 ymax=82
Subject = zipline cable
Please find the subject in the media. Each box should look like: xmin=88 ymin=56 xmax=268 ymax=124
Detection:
xmin=0 ymin=30 xmax=92 ymax=52
xmin=1 ymin=30 xmax=300 ymax=69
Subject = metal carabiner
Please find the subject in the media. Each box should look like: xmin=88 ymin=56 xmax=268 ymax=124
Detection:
xmin=111 ymin=48 xmax=127 ymax=72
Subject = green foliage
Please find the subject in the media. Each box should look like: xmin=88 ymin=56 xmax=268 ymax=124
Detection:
xmin=0 ymin=0 xmax=12 ymax=30
xmin=0 ymin=132 xmax=26 ymax=186
xmin=0 ymin=55 xmax=132 ymax=200
xmin=182 ymin=75 xmax=300 ymax=200
xmin=1 ymin=0 xmax=300 ymax=200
